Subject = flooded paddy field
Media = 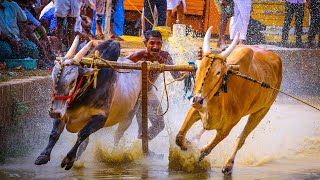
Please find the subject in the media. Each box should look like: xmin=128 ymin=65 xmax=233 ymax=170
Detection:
xmin=0 ymin=37 xmax=319 ymax=179
xmin=0 ymin=91 xmax=319 ymax=179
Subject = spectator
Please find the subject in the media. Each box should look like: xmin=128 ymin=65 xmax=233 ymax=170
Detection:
xmin=0 ymin=0 xmax=39 ymax=61
xmin=39 ymin=1 xmax=93 ymax=54
xmin=54 ymin=0 xmax=83 ymax=49
xmin=281 ymin=0 xmax=304 ymax=48
xmin=166 ymin=0 xmax=186 ymax=28
xmin=39 ymin=0 xmax=54 ymax=19
xmin=143 ymin=0 xmax=167 ymax=34
xmin=306 ymin=0 xmax=319 ymax=48
xmin=229 ymin=0 xmax=252 ymax=45
xmin=90 ymin=0 xmax=120 ymax=40
xmin=246 ymin=17 xmax=266 ymax=45
xmin=15 ymin=0 xmax=54 ymax=68
xmin=92 ymin=0 xmax=106 ymax=39
xmin=214 ymin=0 xmax=233 ymax=49
xmin=31 ymin=0 xmax=49 ymax=18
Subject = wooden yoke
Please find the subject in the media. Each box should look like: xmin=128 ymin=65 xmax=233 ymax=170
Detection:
xmin=56 ymin=56 xmax=195 ymax=155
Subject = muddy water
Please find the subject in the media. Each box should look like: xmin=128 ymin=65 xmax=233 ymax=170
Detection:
xmin=0 ymin=92 xmax=319 ymax=179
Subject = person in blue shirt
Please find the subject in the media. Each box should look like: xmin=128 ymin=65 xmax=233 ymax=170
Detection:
xmin=15 ymin=0 xmax=53 ymax=68
xmin=0 ymin=0 xmax=39 ymax=61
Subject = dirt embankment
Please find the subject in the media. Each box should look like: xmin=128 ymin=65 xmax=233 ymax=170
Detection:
xmin=0 ymin=69 xmax=51 ymax=82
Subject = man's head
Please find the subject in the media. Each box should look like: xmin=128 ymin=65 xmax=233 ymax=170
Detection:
xmin=144 ymin=30 xmax=163 ymax=56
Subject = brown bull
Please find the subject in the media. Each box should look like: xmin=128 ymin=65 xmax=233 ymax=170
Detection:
xmin=175 ymin=26 xmax=282 ymax=175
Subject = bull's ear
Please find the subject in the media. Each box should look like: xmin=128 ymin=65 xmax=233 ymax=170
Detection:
xmin=79 ymin=68 xmax=100 ymax=77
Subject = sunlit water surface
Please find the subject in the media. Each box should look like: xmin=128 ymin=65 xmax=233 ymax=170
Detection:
xmin=1 ymin=37 xmax=320 ymax=179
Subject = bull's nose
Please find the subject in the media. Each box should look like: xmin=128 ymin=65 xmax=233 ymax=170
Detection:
xmin=192 ymin=96 xmax=204 ymax=109
xmin=49 ymin=110 xmax=61 ymax=119
xmin=193 ymin=96 xmax=204 ymax=105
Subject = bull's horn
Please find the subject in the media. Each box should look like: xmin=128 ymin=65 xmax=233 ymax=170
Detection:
xmin=220 ymin=32 xmax=240 ymax=59
xmin=74 ymin=40 xmax=94 ymax=62
xmin=203 ymin=26 xmax=213 ymax=54
xmin=64 ymin=35 xmax=80 ymax=59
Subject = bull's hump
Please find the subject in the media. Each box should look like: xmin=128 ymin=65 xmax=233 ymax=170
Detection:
xmin=226 ymin=46 xmax=254 ymax=65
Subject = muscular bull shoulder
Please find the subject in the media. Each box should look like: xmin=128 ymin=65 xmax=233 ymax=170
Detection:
xmin=226 ymin=46 xmax=254 ymax=65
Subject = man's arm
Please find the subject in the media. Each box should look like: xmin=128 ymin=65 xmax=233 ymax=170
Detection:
xmin=0 ymin=32 xmax=21 ymax=53
xmin=126 ymin=50 xmax=146 ymax=63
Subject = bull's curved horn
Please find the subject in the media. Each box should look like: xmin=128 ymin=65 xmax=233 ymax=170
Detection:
xmin=64 ymin=35 xmax=80 ymax=59
xmin=203 ymin=26 xmax=213 ymax=54
xmin=220 ymin=32 xmax=240 ymax=59
xmin=74 ymin=40 xmax=94 ymax=62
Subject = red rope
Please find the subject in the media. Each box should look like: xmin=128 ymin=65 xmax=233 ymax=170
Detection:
xmin=52 ymin=76 xmax=84 ymax=105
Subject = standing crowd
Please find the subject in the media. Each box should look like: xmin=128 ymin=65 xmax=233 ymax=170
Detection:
xmin=0 ymin=0 xmax=124 ymax=69
xmin=214 ymin=0 xmax=319 ymax=48
xmin=0 ymin=0 xmax=319 ymax=70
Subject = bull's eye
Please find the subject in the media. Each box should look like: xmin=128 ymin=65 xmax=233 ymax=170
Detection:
xmin=216 ymin=71 xmax=221 ymax=76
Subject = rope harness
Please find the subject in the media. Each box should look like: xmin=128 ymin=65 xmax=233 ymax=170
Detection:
xmin=50 ymin=61 xmax=84 ymax=111
xmin=197 ymin=54 xmax=228 ymax=100
xmin=191 ymin=54 xmax=320 ymax=112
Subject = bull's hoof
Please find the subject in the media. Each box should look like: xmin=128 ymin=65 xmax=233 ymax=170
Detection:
xmin=221 ymin=166 xmax=233 ymax=175
xmin=176 ymin=134 xmax=188 ymax=151
xmin=61 ymin=155 xmax=75 ymax=170
xmin=34 ymin=154 xmax=50 ymax=165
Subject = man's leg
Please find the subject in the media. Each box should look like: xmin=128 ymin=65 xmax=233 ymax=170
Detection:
xmin=147 ymin=91 xmax=165 ymax=140
xmin=96 ymin=14 xmax=104 ymax=39
xmin=218 ymin=12 xmax=228 ymax=48
xmin=66 ymin=17 xmax=76 ymax=48
xmin=143 ymin=0 xmax=155 ymax=32
xmin=55 ymin=17 xmax=65 ymax=49
xmin=281 ymin=2 xmax=294 ymax=46
xmin=136 ymin=100 xmax=143 ymax=139
xmin=295 ymin=3 xmax=304 ymax=48
xmin=109 ymin=0 xmax=119 ymax=39
xmin=156 ymin=0 xmax=167 ymax=26
xmin=314 ymin=2 xmax=320 ymax=47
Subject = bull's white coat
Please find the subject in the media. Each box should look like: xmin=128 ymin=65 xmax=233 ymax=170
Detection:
xmin=64 ymin=58 xmax=142 ymax=133
xmin=106 ymin=58 xmax=142 ymax=126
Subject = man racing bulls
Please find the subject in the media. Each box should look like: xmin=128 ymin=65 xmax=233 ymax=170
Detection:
xmin=126 ymin=30 xmax=187 ymax=140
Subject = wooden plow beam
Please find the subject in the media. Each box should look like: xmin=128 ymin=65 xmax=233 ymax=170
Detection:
xmin=57 ymin=56 xmax=195 ymax=155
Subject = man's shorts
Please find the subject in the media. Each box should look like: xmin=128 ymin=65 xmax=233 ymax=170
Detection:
xmin=54 ymin=0 xmax=82 ymax=18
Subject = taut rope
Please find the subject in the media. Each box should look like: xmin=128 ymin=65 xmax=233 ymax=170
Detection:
xmin=228 ymin=69 xmax=320 ymax=111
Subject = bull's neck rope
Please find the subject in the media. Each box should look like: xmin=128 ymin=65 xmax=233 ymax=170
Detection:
xmin=50 ymin=61 xmax=84 ymax=111
xmin=198 ymin=54 xmax=227 ymax=99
